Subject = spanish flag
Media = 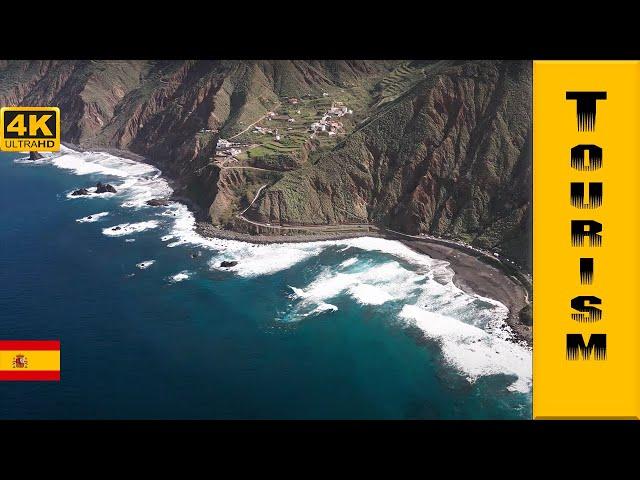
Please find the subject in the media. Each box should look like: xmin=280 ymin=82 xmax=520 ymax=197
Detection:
xmin=0 ymin=340 xmax=60 ymax=381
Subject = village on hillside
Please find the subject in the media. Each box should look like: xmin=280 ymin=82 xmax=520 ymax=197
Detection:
xmin=212 ymin=93 xmax=355 ymax=164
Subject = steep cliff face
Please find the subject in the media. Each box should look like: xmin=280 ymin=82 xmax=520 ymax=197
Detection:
xmin=249 ymin=61 xmax=532 ymax=264
xmin=0 ymin=59 xmax=531 ymax=266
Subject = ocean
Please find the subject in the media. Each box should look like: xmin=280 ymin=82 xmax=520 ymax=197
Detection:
xmin=0 ymin=147 xmax=531 ymax=419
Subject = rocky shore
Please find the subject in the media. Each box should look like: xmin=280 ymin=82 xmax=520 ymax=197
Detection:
xmin=62 ymin=142 xmax=147 ymax=162
xmin=196 ymin=222 xmax=376 ymax=244
xmin=58 ymin=144 xmax=533 ymax=346
xmin=397 ymin=238 xmax=531 ymax=345
xmin=196 ymin=222 xmax=533 ymax=346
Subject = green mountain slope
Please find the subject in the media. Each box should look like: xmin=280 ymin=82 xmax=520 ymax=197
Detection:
xmin=0 ymin=59 xmax=531 ymax=267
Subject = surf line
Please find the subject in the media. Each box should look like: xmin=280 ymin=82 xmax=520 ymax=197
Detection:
xmin=566 ymin=91 xmax=607 ymax=360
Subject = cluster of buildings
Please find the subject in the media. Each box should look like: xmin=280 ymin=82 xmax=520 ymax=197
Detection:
xmin=309 ymin=102 xmax=352 ymax=136
xmin=253 ymin=125 xmax=274 ymax=135
xmin=216 ymin=139 xmax=242 ymax=158
xmin=246 ymin=99 xmax=354 ymax=144
xmin=328 ymin=102 xmax=353 ymax=117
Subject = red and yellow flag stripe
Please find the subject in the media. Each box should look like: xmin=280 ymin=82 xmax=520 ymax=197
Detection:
xmin=0 ymin=340 xmax=60 ymax=381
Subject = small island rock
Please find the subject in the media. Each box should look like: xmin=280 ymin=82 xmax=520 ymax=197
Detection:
xmin=95 ymin=182 xmax=117 ymax=194
xmin=146 ymin=198 xmax=170 ymax=207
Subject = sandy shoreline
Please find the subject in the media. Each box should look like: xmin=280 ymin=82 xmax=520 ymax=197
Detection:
xmin=57 ymin=144 xmax=533 ymax=345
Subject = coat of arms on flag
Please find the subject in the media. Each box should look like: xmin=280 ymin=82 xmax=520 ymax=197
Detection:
xmin=0 ymin=341 xmax=59 ymax=381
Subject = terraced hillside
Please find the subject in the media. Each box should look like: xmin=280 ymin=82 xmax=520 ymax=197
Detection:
xmin=246 ymin=60 xmax=532 ymax=267
xmin=0 ymin=59 xmax=532 ymax=268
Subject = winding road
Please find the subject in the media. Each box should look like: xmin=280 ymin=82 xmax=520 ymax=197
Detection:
xmin=227 ymin=113 xmax=269 ymax=140
xmin=220 ymin=165 xmax=281 ymax=173
xmin=238 ymin=185 xmax=268 ymax=216
xmin=236 ymin=213 xmax=372 ymax=232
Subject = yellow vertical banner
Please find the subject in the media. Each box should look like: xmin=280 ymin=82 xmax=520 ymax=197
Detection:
xmin=533 ymin=61 xmax=640 ymax=419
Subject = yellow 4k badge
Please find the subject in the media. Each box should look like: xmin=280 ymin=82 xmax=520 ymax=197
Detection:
xmin=0 ymin=106 xmax=60 ymax=152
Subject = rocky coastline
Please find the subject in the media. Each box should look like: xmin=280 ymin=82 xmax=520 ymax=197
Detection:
xmin=196 ymin=222 xmax=532 ymax=346
xmin=56 ymin=144 xmax=534 ymax=346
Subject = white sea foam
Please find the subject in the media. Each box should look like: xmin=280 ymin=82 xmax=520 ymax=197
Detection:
xmin=291 ymin=261 xmax=423 ymax=307
xmin=399 ymin=305 xmax=532 ymax=393
xmin=285 ymin=243 xmax=530 ymax=392
xmin=76 ymin=212 xmax=109 ymax=223
xmin=309 ymin=303 xmax=338 ymax=315
xmin=51 ymin=146 xmax=156 ymax=178
xmin=168 ymin=270 xmax=191 ymax=283
xmin=212 ymin=243 xmax=326 ymax=277
xmin=289 ymin=286 xmax=306 ymax=298
xmin=125 ymin=238 xmax=136 ymax=243
xmin=136 ymin=260 xmax=155 ymax=270
xmin=339 ymin=257 xmax=358 ymax=269
xmin=285 ymin=261 xmax=424 ymax=321
xmin=348 ymin=284 xmax=393 ymax=305
xmin=103 ymin=221 xmax=159 ymax=237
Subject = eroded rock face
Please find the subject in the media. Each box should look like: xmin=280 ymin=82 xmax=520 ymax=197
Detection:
xmin=220 ymin=261 xmax=238 ymax=268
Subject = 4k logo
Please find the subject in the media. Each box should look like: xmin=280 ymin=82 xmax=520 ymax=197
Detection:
xmin=0 ymin=107 xmax=60 ymax=152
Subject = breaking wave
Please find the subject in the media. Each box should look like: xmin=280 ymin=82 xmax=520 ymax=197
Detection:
xmin=136 ymin=260 xmax=155 ymax=270
xmin=76 ymin=212 xmax=109 ymax=223
xmin=168 ymin=270 xmax=191 ymax=283
xmin=103 ymin=221 xmax=160 ymax=237
xmin=399 ymin=306 xmax=531 ymax=393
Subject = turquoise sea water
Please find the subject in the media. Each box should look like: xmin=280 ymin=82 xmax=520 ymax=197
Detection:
xmin=0 ymin=149 xmax=531 ymax=419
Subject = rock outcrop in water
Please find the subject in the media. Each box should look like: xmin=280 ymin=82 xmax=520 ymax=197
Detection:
xmin=146 ymin=198 xmax=170 ymax=207
xmin=95 ymin=182 xmax=116 ymax=193
xmin=71 ymin=188 xmax=90 ymax=196
xmin=0 ymin=60 xmax=532 ymax=268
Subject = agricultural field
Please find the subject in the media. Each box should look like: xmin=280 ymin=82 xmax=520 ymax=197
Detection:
xmin=213 ymin=62 xmax=438 ymax=174
xmin=225 ymin=92 xmax=361 ymax=168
